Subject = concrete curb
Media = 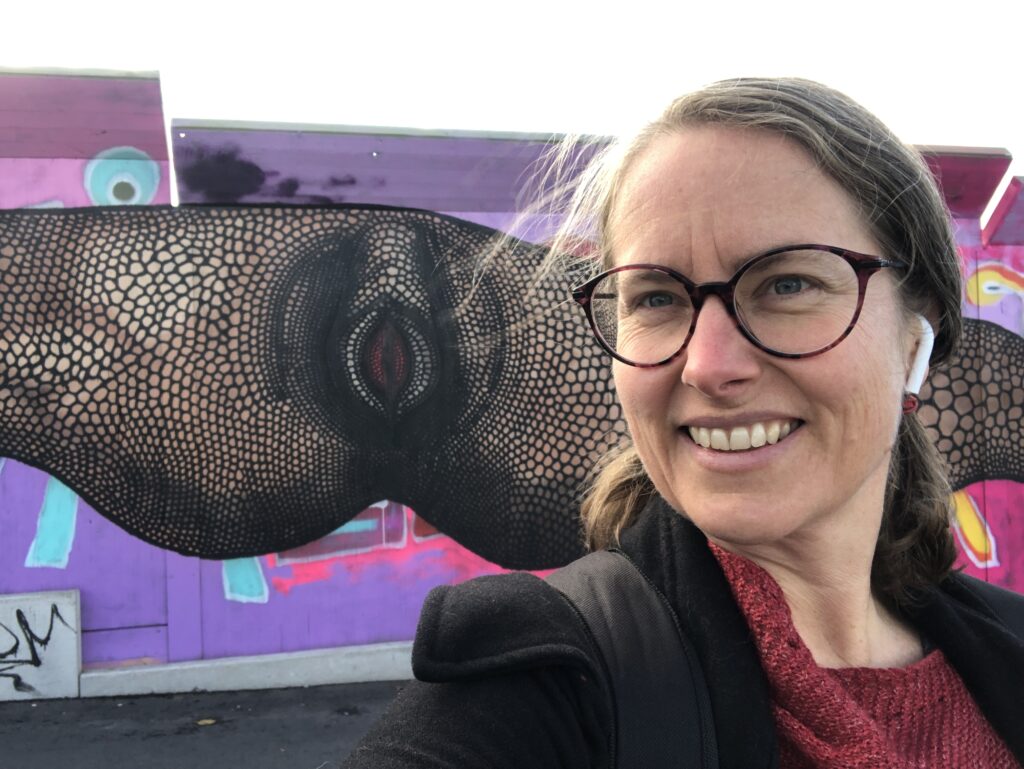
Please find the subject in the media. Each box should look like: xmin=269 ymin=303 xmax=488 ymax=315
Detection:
xmin=80 ymin=641 xmax=413 ymax=698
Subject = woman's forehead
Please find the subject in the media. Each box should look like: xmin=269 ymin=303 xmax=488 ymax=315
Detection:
xmin=606 ymin=127 xmax=877 ymax=275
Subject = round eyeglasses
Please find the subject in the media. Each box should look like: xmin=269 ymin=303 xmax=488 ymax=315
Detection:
xmin=571 ymin=244 xmax=907 ymax=367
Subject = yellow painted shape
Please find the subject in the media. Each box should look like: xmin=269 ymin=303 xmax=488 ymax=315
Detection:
xmin=965 ymin=265 xmax=1024 ymax=307
xmin=952 ymin=489 xmax=993 ymax=560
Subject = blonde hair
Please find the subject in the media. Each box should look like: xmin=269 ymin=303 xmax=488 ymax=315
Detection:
xmin=543 ymin=78 xmax=962 ymax=605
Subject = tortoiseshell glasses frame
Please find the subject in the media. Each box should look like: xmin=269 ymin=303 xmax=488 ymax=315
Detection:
xmin=570 ymin=244 xmax=907 ymax=367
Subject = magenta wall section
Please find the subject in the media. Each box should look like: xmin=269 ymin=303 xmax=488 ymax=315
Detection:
xmin=955 ymin=234 xmax=1024 ymax=591
xmin=926 ymin=148 xmax=1023 ymax=592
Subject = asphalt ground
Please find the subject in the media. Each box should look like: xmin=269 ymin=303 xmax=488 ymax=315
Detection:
xmin=0 ymin=680 xmax=405 ymax=769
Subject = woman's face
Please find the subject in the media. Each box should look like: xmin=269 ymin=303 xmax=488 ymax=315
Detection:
xmin=608 ymin=127 xmax=917 ymax=550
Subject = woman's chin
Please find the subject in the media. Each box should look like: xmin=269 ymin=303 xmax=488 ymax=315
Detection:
xmin=674 ymin=501 xmax=805 ymax=550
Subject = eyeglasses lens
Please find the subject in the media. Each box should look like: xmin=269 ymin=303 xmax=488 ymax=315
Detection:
xmin=589 ymin=250 xmax=861 ymax=364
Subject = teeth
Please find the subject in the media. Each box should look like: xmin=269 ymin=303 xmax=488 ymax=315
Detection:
xmin=750 ymin=423 xmax=767 ymax=448
xmin=688 ymin=419 xmax=799 ymax=452
xmin=687 ymin=426 xmax=712 ymax=448
xmin=729 ymin=427 xmax=751 ymax=450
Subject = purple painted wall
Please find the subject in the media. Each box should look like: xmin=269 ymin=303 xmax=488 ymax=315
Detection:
xmin=171 ymin=119 xmax=599 ymax=242
xmin=1 ymin=74 xmax=1020 ymax=680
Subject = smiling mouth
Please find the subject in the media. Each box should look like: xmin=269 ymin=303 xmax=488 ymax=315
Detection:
xmin=685 ymin=419 xmax=802 ymax=452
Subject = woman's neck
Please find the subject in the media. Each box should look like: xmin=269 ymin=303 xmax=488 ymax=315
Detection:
xmin=769 ymin=562 xmax=922 ymax=668
xmin=713 ymin=526 xmax=924 ymax=669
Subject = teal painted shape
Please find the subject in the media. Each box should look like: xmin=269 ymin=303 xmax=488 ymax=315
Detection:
xmin=84 ymin=146 xmax=160 ymax=205
xmin=24 ymin=476 xmax=79 ymax=569
xmin=332 ymin=517 xmax=379 ymax=535
xmin=222 ymin=558 xmax=269 ymax=604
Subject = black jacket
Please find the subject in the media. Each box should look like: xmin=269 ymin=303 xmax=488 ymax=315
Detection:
xmin=343 ymin=499 xmax=1024 ymax=768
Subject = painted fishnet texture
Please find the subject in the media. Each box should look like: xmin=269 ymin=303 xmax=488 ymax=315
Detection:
xmin=919 ymin=318 xmax=1023 ymax=489
xmin=0 ymin=206 xmax=623 ymax=567
xmin=0 ymin=206 xmax=1020 ymax=566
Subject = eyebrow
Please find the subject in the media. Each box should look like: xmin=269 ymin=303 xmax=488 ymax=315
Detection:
xmin=740 ymin=255 xmax=782 ymax=277
xmin=616 ymin=245 xmax=816 ymax=284
xmin=617 ymin=269 xmax=681 ymax=286
xmin=715 ymin=245 xmax=819 ymax=279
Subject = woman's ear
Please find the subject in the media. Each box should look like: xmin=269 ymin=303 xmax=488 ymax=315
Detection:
xmin=904 ymin=314 xmax=935 ymax=395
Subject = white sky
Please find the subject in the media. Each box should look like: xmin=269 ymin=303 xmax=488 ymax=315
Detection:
xmin=6 ymin=0 xmax=1023 ymax=218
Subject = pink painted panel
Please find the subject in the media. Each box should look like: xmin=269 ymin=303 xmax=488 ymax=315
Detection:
xmin=983 ymin=177 xmax=1024 ymax=246
xmin=0 ymin=73 xmax=168 ymax=160
xmin=0 ymin=158 xmax=171 ymax=208
xmin=922 ymin=147 xmax=1012 ymax=218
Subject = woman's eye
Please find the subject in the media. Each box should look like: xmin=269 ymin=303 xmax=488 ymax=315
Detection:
xmin=639 ymin=292 xmax=675 ymax=309
xmin=771 ymin=276 xmax=808 ymax=295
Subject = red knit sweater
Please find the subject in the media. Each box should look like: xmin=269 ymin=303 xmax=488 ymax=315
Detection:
xmin=709 ymin=543 xmax=1019 ymax=768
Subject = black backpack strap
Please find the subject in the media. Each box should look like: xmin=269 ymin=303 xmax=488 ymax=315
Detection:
xmin=547 ymin=549 xmax=717 ymax=769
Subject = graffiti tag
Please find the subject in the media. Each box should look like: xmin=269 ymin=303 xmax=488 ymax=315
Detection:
xmin=0 ymin=604 xmax=73 ymax=694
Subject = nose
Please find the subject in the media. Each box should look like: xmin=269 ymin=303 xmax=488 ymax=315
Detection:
xmin=679 ymin=296 xmax=762 ymax=398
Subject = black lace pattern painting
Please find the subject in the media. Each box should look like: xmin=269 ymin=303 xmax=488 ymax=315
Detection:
xmin=0 ymin=205 xmax=1019 ymax=567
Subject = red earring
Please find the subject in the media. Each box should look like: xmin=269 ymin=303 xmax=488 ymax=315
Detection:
xmin=902 ymin=393 xmax=919 ymax=414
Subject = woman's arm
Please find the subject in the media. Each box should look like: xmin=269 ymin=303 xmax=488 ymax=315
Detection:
xmin=342 ymin=666 xmax=609 ymax=769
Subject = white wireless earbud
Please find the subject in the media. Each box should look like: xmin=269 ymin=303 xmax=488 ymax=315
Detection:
xmin=904 ymin=314 xmax=934 ymax=396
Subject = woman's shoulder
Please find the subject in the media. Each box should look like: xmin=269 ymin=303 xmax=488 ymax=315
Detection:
xmin=412 ymin=570 xmax=600 ymax=684
xmin=347 ymin=571 xmax=612 ymax=769
xmin=939 ymin=572 xmax=1024 ymax=639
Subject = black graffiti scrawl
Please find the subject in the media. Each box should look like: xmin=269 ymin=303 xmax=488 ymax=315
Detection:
xmin=0 ymin=205 xmax=1019 ymax=569
xmin=0 ymin=604 xmax=74 ymax=694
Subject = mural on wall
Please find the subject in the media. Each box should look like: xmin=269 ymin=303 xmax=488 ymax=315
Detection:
xmin=967 ymin=262 xmax=1024 ymax=324
xmin=0 ymin=72 xmax=1021 ymax=680
xmin=1 ymin=204 xmax=1021 ymax=564
xmin=222 ymin=503 xmax=504 ymax=605
xmin=916 ymin=149 xmax=1024 ymax=591
xmin=0 ymin=74 xmax=576 ymax=673
xmin=949 ymin=241 xmax=1024 ymax=590
xmin=0 ymin=205 xmax=621 ymax=568
xmin=2 ymin=205 xmax=1015 ymax=589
